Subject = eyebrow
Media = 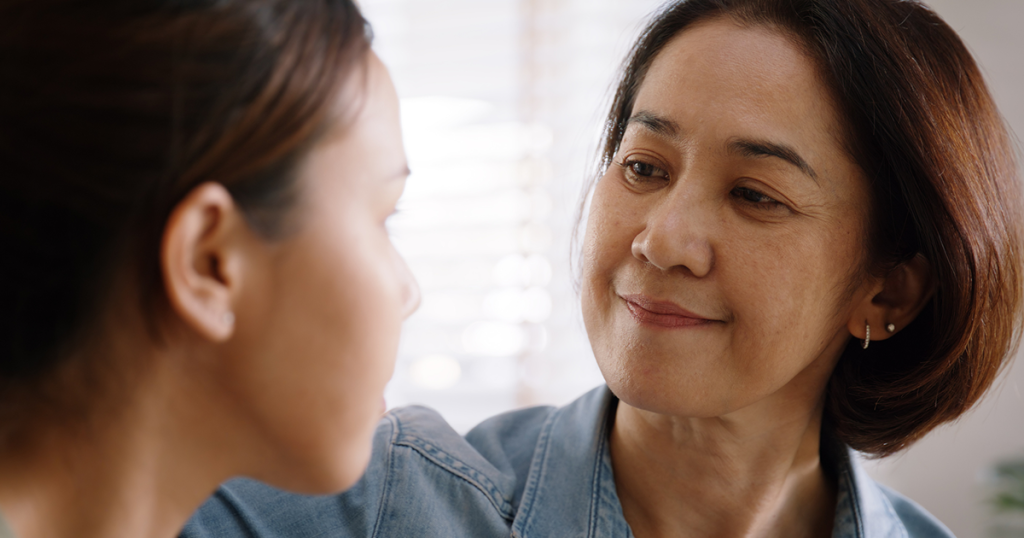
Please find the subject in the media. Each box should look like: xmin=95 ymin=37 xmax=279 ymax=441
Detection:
xmin=729 ymin=139 xmax=818 ymax=182
xmin=626 ymin=111 xmax=681 ymax=138
xmin=626 ymin=110 xmax=819 ymax=182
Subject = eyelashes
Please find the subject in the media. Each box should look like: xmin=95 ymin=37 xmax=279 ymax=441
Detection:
xmin=613 ymin=156 xmax=789 ymax=212
xmin=729 ymin=187 xmax=786 ymax=209
xmin=614 ymin=158 xmax=670 ymax=187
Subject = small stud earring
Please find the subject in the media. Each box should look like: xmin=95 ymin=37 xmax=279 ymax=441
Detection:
xmin=886 ymin=323 xmax=896 ymax=333
xmin=862 ymin=322 xmax=870 ymax=349
xmin=223 ymin=312 xmax=235 ymax=326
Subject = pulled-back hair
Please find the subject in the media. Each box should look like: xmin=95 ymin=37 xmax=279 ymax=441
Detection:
xmin=0 ymin=1 xmax=371 ymax=391
xmin=598 ymin=0 xmax=1023 ymax=456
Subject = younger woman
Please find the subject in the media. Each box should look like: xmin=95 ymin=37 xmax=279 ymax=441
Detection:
xmin=0 ymin=1 xmax=417 ymax=537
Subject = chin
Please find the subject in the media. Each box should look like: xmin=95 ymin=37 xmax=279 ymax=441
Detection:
xmin=600 ymin=358 xmax=660 ymax=409
xmin=611 ymin=385 xmax=718 ymax=419
xmin=320 ymin=452 xmax=374 ymax=494
xmin=263 ymin=413 xmax=379 ymax=495
xmin=601 ymin=359 xmax=729 ymax=419
xmin=284 ymin=439 xmax=375 ymax=495
xmin=606 ymin=374 xmax=669 ymax=413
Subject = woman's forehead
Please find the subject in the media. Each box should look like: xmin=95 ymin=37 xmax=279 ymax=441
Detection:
xmin=631 ymin=18 xmax=849 ymax=181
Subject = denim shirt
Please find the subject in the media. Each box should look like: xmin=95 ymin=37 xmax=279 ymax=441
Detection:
xmin=181 ymin=386 xmax=954 ymax=538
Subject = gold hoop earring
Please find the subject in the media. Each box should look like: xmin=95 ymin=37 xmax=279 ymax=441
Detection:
xmin=862 ymin=322 xmax=870 ymax=349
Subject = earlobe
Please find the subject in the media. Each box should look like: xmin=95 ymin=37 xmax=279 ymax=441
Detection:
xmin=848 ymin=254 xmax=934 ymax=343
xmin=161 ymin=182 xmax=245 ymax=342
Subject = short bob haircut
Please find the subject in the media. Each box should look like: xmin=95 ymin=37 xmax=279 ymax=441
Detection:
xmin=596 ymin=0 xmax=1024 ymax=456
xmin=0 ymin=0 xmax=370 ymax=424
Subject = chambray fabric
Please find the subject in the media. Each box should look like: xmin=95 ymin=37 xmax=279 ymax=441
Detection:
xmin=181 ymin=386 xmax=954 ymax=538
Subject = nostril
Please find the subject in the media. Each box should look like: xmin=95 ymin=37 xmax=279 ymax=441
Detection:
xmin=630 ymin=223 xmax=714 ymax=277
xmin=631 ymin=229 xmax=651 ymax=264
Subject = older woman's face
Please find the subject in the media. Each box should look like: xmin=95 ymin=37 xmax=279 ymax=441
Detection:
xmin=582 ymin=18 xmax=875 ymax=418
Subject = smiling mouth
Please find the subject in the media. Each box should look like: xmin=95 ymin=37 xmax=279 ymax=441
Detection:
xmin=619 ymin=294 xmax=717 ymax=328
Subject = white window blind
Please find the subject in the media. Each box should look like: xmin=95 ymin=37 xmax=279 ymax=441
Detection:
xmin=362 ymin=0 xmax=667 ymax=432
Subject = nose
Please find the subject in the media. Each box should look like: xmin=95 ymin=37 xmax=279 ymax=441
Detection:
xmin=397 ymin=253 xmax=421 ymax=319
xmin=630 ymin=188 xmax=714 ymax=277
xmin=390 ymin=247 xmax=420 ymax=319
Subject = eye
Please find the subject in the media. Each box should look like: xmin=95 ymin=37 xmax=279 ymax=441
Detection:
xmin=614 ymin=157 xmax=670 ymax=188
xmin=730 ymin=186 xmax=787 ymax=210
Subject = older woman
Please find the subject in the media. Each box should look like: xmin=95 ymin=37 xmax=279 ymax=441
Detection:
xmin=0 ymin=1 xmax=418 ymax=537
xmin=183 ymin=0 xmax=1023 ymax=537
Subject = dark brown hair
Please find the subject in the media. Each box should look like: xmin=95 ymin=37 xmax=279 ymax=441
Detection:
xmin=0 ymin=1 xmax=371 ymax=390
xmin=596 ymin=0 xmax=1023 ymax=455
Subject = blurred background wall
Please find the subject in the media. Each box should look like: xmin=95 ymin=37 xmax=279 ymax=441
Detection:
xmin=362 ymin=0 xmax=665 ymax=429
xmin=359 ymin=1 xmax=1024 ymax=536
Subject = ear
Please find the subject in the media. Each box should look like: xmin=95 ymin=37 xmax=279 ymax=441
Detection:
xmin=161 ymin=182 xmax=246 ymax=342
xmin=847 ymin=254 xmax=934 ymax=343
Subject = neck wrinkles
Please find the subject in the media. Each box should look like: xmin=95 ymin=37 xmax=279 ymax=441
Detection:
xmin=610 ymin=398 xmax=836 ymax=538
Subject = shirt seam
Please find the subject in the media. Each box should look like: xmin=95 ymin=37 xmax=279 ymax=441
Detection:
xmin=843 ymin=460 xmax=911 ymax=538
xmin=588 ymin=409 xmax=608 ymax=538
xmin=391 ymin=436 xmax=515 ymax=520
xmin=209 ymin=487 xmax=261 ymax=538
xmin=369 ymin=414 xmax=398 ymax=538
xmin=515 ymin=408 xmax=558 ymax=537
xmin=842 ymin=468 xmax=866 ymax=538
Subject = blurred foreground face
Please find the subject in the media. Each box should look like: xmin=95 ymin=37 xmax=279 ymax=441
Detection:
xmin=223 ymin=53 xmax=418 ymax=492
xmin=582 ymin=19 xmax=874 ymax=419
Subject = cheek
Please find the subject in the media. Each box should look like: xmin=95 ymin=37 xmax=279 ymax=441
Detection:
xmin=721 ymin=219 xmax=863 ymax=358
xmin=581 ymin=183 xmax=629 ymax=323
xmin=286 ymin=211 xmax=397 ymax=351
xmin=581 ymin=180 xmax=654 ymax=391
xmin=582 ymin=180 xmax=639 ymax=281
xmin=305 ymin=216 xmax=403 ymax=400
xmin=231 ymin=212 xmax=403 ymax=490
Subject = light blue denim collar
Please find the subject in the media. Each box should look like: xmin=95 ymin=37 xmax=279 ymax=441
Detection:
xmin=512 ymin=387 xmax=629 ymax=538
xmin=511 ymin=387 xmax=910 ymax=538
xmin=832 ymin=441 xmax=912 ymax=538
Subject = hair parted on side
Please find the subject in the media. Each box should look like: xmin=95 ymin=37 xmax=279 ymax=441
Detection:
xmin=0 ymin=0 xmax=371 ymax=393
xmin=596 ymin=0 xmax=1024 ymax=456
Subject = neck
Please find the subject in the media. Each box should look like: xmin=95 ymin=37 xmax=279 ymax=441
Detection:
xmin=0 ymin=343 xmax=248 ymax=538
xmin=611 ymin=399 xmax=836 ymax=538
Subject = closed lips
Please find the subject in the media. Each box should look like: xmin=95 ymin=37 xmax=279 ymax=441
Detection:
xmin=619 ymin=294 xmax=716 ymax=327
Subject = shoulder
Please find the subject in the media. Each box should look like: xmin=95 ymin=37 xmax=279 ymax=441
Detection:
xmin=389 ymin=402 xmax=554 ymax=482
xmin=181 ymin=404 xmax=558 ymax=538
xmin=383 ymin=403 xmax=556 ymax=516
xmin=876 ymin=484 xmax=956 ymax=538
